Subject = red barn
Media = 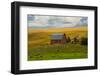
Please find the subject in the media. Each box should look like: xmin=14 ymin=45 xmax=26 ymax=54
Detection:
xmin=50 ymin=33 xmax=67 ymax=44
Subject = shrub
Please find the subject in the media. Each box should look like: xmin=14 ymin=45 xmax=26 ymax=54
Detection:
xmin=80 ymin=37 xmax=88 ymax=45
xmin=66 ymin=36 xmax=71 ymax=43
xmin=71 ymin=36 xmax=79 ymax=44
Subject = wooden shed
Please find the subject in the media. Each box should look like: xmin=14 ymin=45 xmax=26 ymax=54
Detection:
xmin=50 ymin=33 xmax=67 ymax=44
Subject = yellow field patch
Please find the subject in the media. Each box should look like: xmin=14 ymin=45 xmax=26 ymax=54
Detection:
xmin=28 ymin=27 xmax=87 ymax=47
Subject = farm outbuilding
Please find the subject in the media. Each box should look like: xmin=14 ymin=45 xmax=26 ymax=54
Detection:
xmin=50 ymin=33 xmax=67 ymax=44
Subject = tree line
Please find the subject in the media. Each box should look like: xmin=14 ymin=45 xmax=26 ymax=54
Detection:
xmin=66 ymin=36 xmax=88 ymax=45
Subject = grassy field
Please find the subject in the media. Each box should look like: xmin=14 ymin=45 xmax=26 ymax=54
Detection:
xmin=28 ymin=27 xmax=88 ymax=61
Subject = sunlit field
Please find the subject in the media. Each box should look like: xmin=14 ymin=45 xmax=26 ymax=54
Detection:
xmin=28 ymin=27 xmax=88 ymax=61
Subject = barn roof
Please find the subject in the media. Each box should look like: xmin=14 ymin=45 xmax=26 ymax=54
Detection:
xmin=51 ymin=33 xmax=64 ymax=40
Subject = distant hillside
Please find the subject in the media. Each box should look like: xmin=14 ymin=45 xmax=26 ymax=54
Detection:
xmin=74 ymin=24 xmax=87 ymax=28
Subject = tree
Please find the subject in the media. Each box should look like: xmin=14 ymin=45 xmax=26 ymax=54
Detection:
xmin=80 ymin=37 xmax=88 ymax=45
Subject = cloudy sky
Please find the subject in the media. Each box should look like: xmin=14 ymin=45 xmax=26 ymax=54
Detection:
xmin=28 ymin=15 xmax=88 ymax=29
